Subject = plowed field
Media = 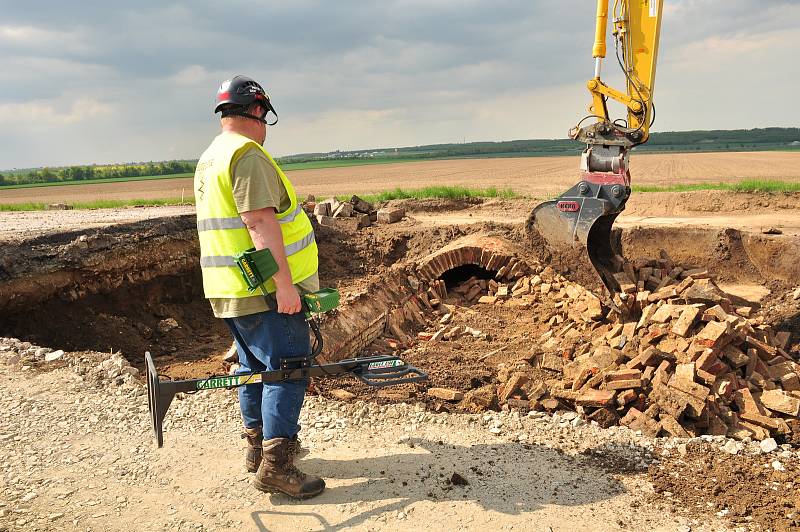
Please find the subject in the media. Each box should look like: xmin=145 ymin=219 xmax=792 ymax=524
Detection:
xmin=1 ymin=151 xmax=799 ymax=204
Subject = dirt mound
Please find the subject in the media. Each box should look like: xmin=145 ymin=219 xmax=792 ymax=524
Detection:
xmin=387 ymin=197 xmax=484 ymax=213
xmin=649 ymin=444 xmax=800 ymax=531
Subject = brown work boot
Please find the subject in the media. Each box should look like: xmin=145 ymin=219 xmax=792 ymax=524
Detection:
xmin=242 ymin=426 xmax=263 ymax=473
xmin=253 ymin=438 xmax=325 ymax=499
xmin=288 ymin=435 xmax=309 ymax=459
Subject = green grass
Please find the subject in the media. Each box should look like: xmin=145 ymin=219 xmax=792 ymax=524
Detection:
xmin=0 ymin=173 xmax=194 ymax=190
xmin=633 ymin=179 xmax=800 ymax=193
xmin=0 ymin=197 xmax=194 ymax=211
xmin=336 ymin=185 xmax=519 ymax=203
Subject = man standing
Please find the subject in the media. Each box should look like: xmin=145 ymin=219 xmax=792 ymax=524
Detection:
xmin=194 ymin=75 xmax=325 ymax=499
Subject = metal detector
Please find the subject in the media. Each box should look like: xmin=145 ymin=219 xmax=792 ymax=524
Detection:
xmin=146 ymin=289 xmax=426 ymax=447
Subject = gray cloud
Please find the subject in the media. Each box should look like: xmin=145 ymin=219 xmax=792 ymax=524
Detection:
xmin=1 ymin=0 xmax=798 ymax=168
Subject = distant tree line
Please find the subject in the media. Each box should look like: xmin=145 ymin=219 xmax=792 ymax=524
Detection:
xmin=0 ymin=160 xmax=195 ymax=187
xmin=390 ymin=127 xmax=800 ymax=158
xmin=281 ymin=127 xmax=800 ymax=164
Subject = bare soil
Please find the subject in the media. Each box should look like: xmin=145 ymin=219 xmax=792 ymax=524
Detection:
xmin=649 ymin=444 xmax=800 ymax=531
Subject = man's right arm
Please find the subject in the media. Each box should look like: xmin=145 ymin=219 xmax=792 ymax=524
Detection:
xmin=232 ymin=148 xmax=300 ymax=314
xmin=239 ymin=207 xmax=301 ymax=314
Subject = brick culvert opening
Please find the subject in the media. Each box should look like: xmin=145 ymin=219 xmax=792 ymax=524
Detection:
xmin=440 ymin=264 xmax=497 ymax=292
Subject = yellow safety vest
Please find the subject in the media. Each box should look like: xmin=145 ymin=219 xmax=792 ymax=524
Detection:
xmin=194 ymin=132 xmax=318 ymax=298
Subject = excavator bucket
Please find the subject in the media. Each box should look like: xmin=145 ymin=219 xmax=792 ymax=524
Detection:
xmin=528 ymin=176 xmax=629 ymax=294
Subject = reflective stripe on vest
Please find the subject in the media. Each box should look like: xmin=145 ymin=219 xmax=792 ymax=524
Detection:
xmin=284 ymin=232 xmax=315 ymax=256
xmin=194 ymin=132 xmax=318 ymax=298
xmin=200 ymin=255 xmax=236 ymax=267
xmin=278 ymin=205 xmax=304 ymax=225
xmin=199 ymin=232 xmax=316 ymax=268
xmin=197 ymin=217 xmax=247 ymax=232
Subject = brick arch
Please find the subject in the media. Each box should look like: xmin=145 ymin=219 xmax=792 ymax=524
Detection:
xmin=320 ymin=235 xmax=535 ymax=362
xmin=415 ymin=244 xmax=529 ymax=282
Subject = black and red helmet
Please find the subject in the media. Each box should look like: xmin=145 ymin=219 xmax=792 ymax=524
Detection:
xmin=214 ymin=75 xmax=278 ymax=125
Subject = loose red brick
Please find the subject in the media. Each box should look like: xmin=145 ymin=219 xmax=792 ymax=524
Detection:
xmin=650 ymin=304 xmax=679 ymax=324
xmin=427 ymin=388 xmax=464 ymax=402
xmin=606 ymin=369 xmax=643 ymax=382
xmin=576 ymin=389 xmax=616 ymax=407
xmin=696 ymin=368 xmax=717 ymax=386
xmin=722 ymin=344 xmax=749 ymax=368
xmin=674 ymin=362 xmax=696 ymax=382
xmin=521 ymin=380 xmax=548 ymax=402
xmin=775 ymin=331 xmax=791 ymax=350
xmin=541 ymin=398 xmax=560 ymax=411
xmin=506 ymin=398 xmax=531 ymax=410
xmin=648 ymin=288 xmax=678 ymax=303
xmin=781 ymin=373 xmax=800 ymax=391
xmin=617 ymin=389 xmax=638 ymax=406
xmin=621 ymin=408 xmax=661 ymax=437
xmin=696 ymin=350 xmax=719 ymax=372
xmin=707 ymin=415 xmax=729 ymax=436
xmin=745 ymin=335 xmax=778 ymax=358
xmin=671 ymin=306 xmax=701 ymax=337
xmin=499 ymin=373 xmax=530 ymax=402
xmin=760 ymin=389 xmax=800 ymax=416
xmin=674 ymin=276 xmax=695 ymax=294
xmin=695 ymin=321 xmax=731 ymax=348
xmin=642 ymin=327 xmax=669 ymax=346
xmin=740 ymin=410 xmax=780 ymax=431
xmin=588 ymin=408 xmax=619 ymax=428
xmin=606 ymin=379 xmax=643 ymax=391
xmin=659 ymin=413 xmax=691 ymax=438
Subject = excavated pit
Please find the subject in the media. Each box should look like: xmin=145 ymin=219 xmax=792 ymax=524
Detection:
xmin=0 ymin=211 xmax=798 ymax=394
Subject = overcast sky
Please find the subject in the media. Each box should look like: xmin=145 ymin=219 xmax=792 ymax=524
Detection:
xmin=1 ymin=0 xmax=798 ymax=169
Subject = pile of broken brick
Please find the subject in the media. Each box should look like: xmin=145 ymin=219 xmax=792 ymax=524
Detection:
xmin=405 ymin=249 xmax=798 ymax=440
xmin=307 ymin=195 xmax=405 ymax=231
xmin=477 ymin=250 xmax=799 ymax=441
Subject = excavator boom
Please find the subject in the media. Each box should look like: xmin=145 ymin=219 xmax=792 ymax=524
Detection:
xmin=529 ymin=0 xmax=664 ymax=295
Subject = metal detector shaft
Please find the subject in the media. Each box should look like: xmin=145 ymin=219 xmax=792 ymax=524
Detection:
xmin=146 ymin=351 xmax=426 ymax=447
xmin=146 ymin=287 xmax=426 ymax=447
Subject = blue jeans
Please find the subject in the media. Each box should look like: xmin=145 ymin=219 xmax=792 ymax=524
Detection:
xmin=224 ymin=310 xmax=310 ymax=440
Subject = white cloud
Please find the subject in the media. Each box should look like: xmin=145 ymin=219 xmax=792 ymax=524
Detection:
xmin=0 ymin=98 xmax=113 ymax=126
xmin=168 ymin=65 xmax=213 ymax=86
xmin=0 ymin=24 xmax=91 ymax=54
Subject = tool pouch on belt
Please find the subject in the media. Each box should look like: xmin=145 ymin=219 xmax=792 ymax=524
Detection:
xmin=233 ymin=248 xmax=279 ymax=293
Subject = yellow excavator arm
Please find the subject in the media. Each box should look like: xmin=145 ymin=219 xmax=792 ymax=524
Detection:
xmin=583 ymin=0 xmax=663 ymax=144
xmin=529 ymin=0 xmax=664 ymax=296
